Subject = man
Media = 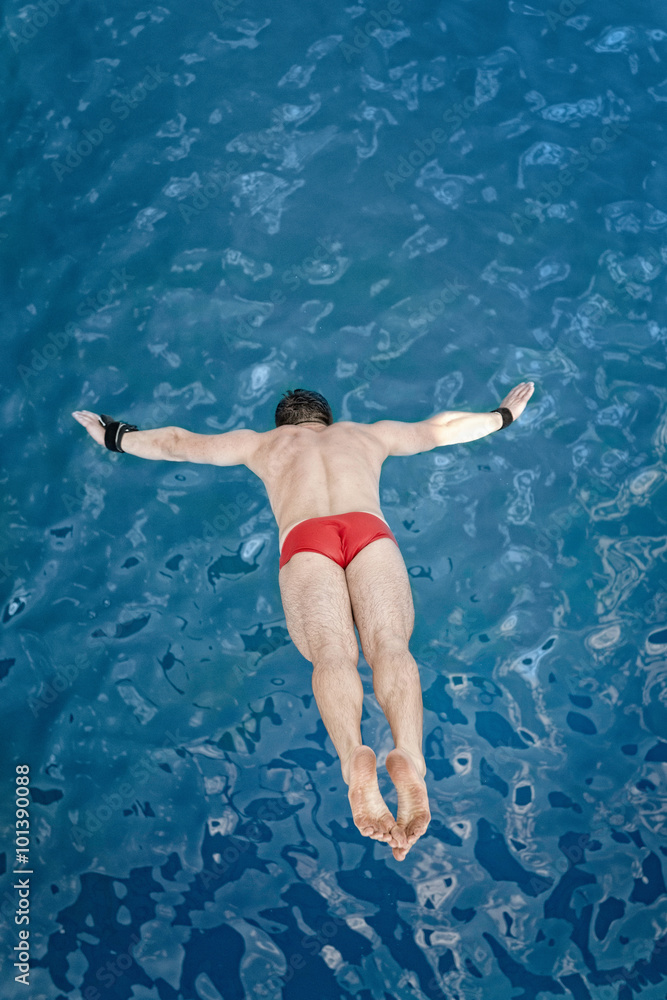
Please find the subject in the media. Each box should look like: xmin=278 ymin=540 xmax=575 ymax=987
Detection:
xmin=73 ymin=379 xmax=534 ymax=861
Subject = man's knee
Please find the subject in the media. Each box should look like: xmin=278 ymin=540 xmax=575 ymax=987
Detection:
xmin=362 ymin=631 xmax=411 ymax=669
xmin=312 ymin=642 xmax=359 ymax=670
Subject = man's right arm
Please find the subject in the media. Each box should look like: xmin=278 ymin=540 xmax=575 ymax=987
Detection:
xmin=72 ymin=410 xmax=261 ymax=466
xmin=123 ymin=426 xmax=261 ymax=466
xmin=368 ymin=381 xmax=534 ymax=457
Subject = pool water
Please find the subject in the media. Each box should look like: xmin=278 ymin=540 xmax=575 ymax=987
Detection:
xmin=2 ymin=1 xmax=667 ymax=998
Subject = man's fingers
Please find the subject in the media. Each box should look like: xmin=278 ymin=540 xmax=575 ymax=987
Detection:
xmin=499 ymin=381 xmax=535 ymax=418
xmin=72 ymin=410 xmax=106 ymax=446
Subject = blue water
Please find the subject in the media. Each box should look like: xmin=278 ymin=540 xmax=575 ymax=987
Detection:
xmin=2 ymin=0 xmax=667 ymax=997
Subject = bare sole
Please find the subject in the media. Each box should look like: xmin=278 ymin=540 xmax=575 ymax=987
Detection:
xmin=386 ymin=748 xmax=431 ymax=861
xmin=347 ymin=746 xmax=406 ymax=849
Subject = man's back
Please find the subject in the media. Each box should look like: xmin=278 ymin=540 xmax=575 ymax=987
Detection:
xmin=72 ymin=381 xmax=534 ymax=860
xmin=247 ymin=422 xmax=388 ymax=544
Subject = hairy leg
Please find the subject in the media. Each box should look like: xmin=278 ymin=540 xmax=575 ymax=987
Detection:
xmin=370 ymin=639 xmax=425 ymax=766
xmin=368 ymin=644 xmax=431 ymax=860
xmin=279 ymin=551 xmax=403 ymax=848
xmin=345 ymin=538 xmax=431 ymax=859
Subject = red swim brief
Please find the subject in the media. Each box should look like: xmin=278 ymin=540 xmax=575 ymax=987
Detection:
xmin=279 ymin=511 xmax=398 ymax=570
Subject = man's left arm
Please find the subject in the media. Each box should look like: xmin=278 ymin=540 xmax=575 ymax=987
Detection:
xmin=368 ymin=381 xmax=535 ymax=456
xmin=72 ymin=410 xmax=260 ymax=466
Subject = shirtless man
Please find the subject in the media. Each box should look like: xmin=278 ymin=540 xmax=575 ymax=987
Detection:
xmin=72 ymin=379 xmax=534 ymax=860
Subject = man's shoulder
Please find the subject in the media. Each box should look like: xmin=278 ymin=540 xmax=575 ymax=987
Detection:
xmin=332 ymin=419 xmax=395 ymax=457
xmin=332 ymin=420 xmax=386 ymax=441
xmin=357 ymin=419 xmax=431 ymax=457
xmin=333 ymin=419 xmax=381 ymax=431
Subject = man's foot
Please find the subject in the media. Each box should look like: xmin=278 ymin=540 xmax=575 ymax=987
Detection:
xmin=386 ymin=748 xmax=431 ymax=861
xmin=346 ymin=746 xmax=406 ymax=850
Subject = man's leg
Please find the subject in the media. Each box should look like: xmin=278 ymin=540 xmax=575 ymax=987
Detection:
xmin=278 ymin=551 xmax=405 ymax=850
xmin=345 ymin=538 xmax=431 ymax=861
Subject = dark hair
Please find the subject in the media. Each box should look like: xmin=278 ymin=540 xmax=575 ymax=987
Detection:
xmin=275 ymin=389 xmax=333 ymax=427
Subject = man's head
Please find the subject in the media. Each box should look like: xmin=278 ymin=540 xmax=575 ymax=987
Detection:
xmin=275 ymin=389 xmax=333 ymax=427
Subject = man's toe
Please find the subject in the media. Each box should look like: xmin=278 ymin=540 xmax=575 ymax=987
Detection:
xmin=391 ymin=823 xmax=408 ymax=846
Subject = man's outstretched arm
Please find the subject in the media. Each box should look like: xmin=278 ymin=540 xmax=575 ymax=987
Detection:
xmin=369 ymin=381 xmax=534 ymax=456
xmin=71 ymin=410 xmax=260 ymax=466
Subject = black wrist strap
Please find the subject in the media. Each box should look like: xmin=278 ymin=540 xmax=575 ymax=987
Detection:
xmin=491 ymin=407 xmax=513 ymax=429
xmin=99 ymin=414 xmax=139 ymax=452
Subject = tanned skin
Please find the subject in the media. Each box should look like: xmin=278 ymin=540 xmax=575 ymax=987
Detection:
xmin=73 ymin=380 xmax=534 ymax=860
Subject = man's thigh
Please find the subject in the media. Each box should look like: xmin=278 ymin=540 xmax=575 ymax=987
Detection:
xmin=278 ymin=551 xmax=358 ymax=663
xmin=344 ymin=538 xmax=415 ymax=658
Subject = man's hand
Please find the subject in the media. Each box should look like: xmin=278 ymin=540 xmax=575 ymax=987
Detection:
xmin=498 ymin=381 xmax=535 ymax=422
xmin=72 ymin=408 xmax=177 ymax=459
xmin=72 ymin=410 xmax=106 ymax=447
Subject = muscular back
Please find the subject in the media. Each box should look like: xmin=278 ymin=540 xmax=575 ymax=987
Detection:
xmin=247 ymin=422 xmax=389 ymax=542
xmin=73 ymin=381 xmax=532 ymax=544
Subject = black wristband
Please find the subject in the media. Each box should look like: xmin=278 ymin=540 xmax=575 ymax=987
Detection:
xmin=99 ymin=414 xmax=139 ymax=452
xmin=491 ymin=407 xmax=513 ymax=429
